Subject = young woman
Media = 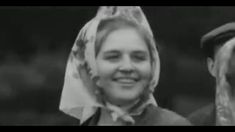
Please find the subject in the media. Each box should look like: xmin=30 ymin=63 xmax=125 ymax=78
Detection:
xmin=59 ymin=6 xmax=191 ymax=126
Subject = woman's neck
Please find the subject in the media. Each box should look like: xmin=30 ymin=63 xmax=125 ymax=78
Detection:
xmin=98 ymin=108 xmax=124 ymax=126
xmin=97 ymin=99 xmax=141 ymax=126
xmin=109 ymin=99 xmax=141 ymax=113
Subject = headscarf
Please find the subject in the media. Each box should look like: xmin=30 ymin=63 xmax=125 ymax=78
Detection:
xmin=215 ymin=37 xmax=235 ymax=125
xmin=59 ymin=6 xmax=160 ymax=125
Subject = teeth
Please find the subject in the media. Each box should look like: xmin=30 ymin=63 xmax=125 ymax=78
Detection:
xmin=117 ymin=78 xmax=136 ymax=83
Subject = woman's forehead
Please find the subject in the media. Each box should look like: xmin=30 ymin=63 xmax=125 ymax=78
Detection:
xmin=99 ymin=28 xmax=149 ymax=51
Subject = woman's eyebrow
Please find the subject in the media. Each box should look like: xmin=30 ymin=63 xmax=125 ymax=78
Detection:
xmin=102 ymin=50 xmax=149 ymax=55
xmin=103 ymin=50 xmax=120 ymax=54
xmin=132 ymin=50 xmax=149 ymax=55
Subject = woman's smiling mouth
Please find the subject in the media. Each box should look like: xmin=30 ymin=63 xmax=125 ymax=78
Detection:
xmin=113 ymin=77 xmax=139 ymax=86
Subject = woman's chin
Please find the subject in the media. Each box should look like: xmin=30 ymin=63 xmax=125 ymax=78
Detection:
xmin=107 ymin=95 xmax=140 ymax=107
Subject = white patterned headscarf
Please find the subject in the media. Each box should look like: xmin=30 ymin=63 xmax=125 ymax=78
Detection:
xmin=215 ymin=37 xmax=235 ymax=125
xmin=59 ymin=6 xmax=160 ymax=125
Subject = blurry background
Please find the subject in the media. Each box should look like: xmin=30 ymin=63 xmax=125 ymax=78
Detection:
xmin=0 ymin=6 xmax=235 ymax=125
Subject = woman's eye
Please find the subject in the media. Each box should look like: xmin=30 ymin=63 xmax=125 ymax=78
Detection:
xmin=132 ymin=54 xmax=147 ymax=62
xmin=104 ymin=54 xmax=120 ymax=61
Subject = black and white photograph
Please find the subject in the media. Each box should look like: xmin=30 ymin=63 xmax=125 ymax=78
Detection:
xmin=0 ymin=6 xmax=235 ymax=126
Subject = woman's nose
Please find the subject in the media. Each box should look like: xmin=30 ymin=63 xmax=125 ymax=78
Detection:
xmin=118 ymin=57 xmax=135 ymax=73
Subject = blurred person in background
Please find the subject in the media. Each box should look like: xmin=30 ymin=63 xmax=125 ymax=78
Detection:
xmin=59 ymin=6 xmax=191 ymax=126
xmin=188 ymin=22 xmax=235 ymax=125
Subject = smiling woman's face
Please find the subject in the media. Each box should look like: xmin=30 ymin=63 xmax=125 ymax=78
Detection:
xmin=95 ymin=28 xmax=152 ymax=106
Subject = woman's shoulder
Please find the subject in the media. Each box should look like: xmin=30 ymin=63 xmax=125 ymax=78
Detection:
xmin=187 ymin=103 xmax=215 ymax=126
xmin=153 ymin=106 xmax=192 ymax=125
xmin=134 ymin=105 xmax=191 ymax=126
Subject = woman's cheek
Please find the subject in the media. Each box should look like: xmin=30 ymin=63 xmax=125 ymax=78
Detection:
xmin=138 ymin=62 xmax=152 ymax=80
xmin=97 ymin=61 xmax=116 ymax=80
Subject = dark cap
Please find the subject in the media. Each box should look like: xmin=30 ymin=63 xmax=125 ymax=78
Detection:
xmin=201 ymin=22 xmax=235 ymax=58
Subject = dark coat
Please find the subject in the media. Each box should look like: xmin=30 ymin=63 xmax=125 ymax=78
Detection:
xmin=82 ymin=104 xmax=191 ymax=126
